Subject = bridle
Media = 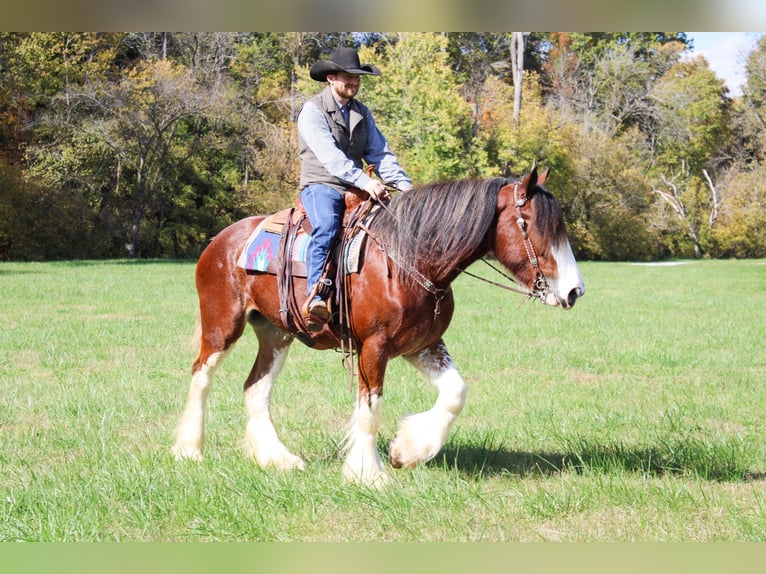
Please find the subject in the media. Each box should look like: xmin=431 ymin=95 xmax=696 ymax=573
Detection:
xmin=512 ymin=182 xmax=550 ymax=301
xmin=456 ymin=182 xmax=550 ymax=303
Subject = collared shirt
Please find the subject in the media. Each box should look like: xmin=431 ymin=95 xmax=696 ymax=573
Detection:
xmin=338 ymin=102 xmax=350 ymax=127
xmin=297 ymin=96 xmax=412 ymax=192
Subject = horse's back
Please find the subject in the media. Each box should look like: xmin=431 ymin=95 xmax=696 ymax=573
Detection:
xmin=195 ymin=215 xmax=267 ymax=292
xmin=199 ymin=215 xmax=264 ymax=263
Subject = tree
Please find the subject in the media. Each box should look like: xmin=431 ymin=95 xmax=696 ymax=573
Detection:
xmin=652 ymin=162 xmax=722 ymax=258
xmin=3 ymin=31 xmax=766 ymax=262
xmin=356 ymin=33 xmax=482 ymax=182
xmin=649 ymin=55 xmax=732 ymax=258
xmin=741 ymin=34 xmax=766 ymax=162
xmin=651 ymin=55 xmax=732 ymax=173
xmin=544 ymin=33 xmax=688 ymax=138
xmin=710 ymin=164 xmax=766 ymax=258
xmin=32 ymin=58 xmax=227 ymax=258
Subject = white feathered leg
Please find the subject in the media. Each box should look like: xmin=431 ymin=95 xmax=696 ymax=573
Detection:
xmin=342 ymin=393 xmax=389 ymax=488
xmin=243 ymin=345 xmax=306 ymax=470
xmin=172 ymin=350 xmax=227 ymax=460
xmin=389 ymin=341 xmax=467 ymax=468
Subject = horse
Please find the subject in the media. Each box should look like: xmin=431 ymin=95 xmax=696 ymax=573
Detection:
xmin=172 ymin=167 xmax=585 ymax=487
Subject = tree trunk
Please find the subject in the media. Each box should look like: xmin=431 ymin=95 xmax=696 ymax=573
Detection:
xmin=127 ymin=161 xmax=147 ymax=259
xmin=127 ymin=201 xmax=144 ymax=259
xmin=510 ymin=32 xmax=525 ymax=122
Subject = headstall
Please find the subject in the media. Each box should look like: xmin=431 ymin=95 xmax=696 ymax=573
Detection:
xmin=513 ymin=183 xmax=550 ymax=302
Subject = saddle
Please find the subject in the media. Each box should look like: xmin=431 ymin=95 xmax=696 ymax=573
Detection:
xmin=238 ymin=189 xmax=379 ymax=347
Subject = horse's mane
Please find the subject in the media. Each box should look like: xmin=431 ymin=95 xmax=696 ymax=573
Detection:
xmin=532 ymin=184 xmax=567 ymax=248
xmin=369 ymin=176 xmax=568 ymax=286
xmin=369 ymin=177 xmax=508 ymax=284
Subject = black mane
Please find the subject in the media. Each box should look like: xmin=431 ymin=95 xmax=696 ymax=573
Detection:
xmin=532 ymin=184 xmax=568 ymax=248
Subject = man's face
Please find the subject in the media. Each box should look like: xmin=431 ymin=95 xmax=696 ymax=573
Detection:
xmin=328 ymin=72 xmax=361 ymax=101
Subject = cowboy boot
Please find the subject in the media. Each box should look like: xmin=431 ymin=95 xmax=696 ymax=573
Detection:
xmin=301 ymin=283 xmax=330 ymax=331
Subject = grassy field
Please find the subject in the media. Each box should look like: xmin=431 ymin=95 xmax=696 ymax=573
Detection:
xmin=0 ymin=258 xmax=764 ymax=541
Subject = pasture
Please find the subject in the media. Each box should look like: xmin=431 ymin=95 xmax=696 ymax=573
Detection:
xmin=0 ymin=258 xmax=764 ymax=541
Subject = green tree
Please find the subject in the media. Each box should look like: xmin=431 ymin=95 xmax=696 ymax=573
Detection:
xmin=709 ymin=165 xmax=766 ymax=257
xmin=741 ymin=34 xmax=766 ymax=163
xmin=30 ymin=58 xmax=228 ymax=258
xmin=711 ymin=34 xmax=766 ymax=258
xmin=650 ymin=55 xmax=733 ymax=257
xmin=353 ymin=33 xmax=483 ymax=182
xmin=652 ymin=55 xmax=732 ymax=172
xmin=544 ymin=32 xmax=688 ymax=137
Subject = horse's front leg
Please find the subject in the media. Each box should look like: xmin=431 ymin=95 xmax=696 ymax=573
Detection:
xmin=342 ymin=339 xmax=389 ymax=488
xmin=389 ymin=339 xmax=467 ymax=469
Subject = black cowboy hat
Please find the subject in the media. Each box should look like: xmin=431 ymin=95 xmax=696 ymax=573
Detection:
xmin=309 ymin=47 xmax=382 ymax=82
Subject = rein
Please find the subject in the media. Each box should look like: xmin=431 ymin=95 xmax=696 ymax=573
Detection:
xmin=459 ymin=258 xmax=534 ymax=298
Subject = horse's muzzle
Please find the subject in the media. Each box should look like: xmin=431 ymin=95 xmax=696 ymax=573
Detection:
xmin=562 ymin=286 xmax=584 ymax=309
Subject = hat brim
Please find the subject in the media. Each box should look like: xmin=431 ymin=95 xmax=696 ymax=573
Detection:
xmin=309 ymin=61 xmax=382 ymax=82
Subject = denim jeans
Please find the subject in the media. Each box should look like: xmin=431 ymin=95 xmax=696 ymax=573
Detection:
xmin=300 ymin=183 xmax=346 ymax=297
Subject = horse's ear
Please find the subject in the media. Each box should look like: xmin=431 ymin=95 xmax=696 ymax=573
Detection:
xmin=538 ymin=167 xmax=551 ymax=186
xmin=521 ymin=166 xmax=538 ymax=197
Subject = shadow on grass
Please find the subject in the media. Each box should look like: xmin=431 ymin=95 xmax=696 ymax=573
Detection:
xmin=427 ymin=438 xmax=762 ymax=483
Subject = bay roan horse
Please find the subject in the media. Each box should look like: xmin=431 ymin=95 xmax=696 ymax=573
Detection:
xmin=172 ymin=167 xmax=585 ymax=487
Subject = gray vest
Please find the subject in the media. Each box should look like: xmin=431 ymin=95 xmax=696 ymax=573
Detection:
xmin=298 ymin=86 xmax=369 ymax=191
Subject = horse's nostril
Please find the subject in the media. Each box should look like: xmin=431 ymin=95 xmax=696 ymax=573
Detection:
xmin=567 ymin=288 xmax=580 ymax=307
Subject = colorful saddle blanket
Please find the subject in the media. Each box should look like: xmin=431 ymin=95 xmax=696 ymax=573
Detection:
xmin=236 ymin=209 xmax=366 ymax=276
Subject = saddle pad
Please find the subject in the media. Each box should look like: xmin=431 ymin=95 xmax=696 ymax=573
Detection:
xmin=237 ymin=212 xmax=367 ymax=274
xmin=345 ymin=232 xmax=365 ymax=274
xmin=237 ymin=219 xmax=279 ymax=272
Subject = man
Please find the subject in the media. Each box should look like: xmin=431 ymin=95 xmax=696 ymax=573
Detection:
xmin=297 ymin=47 xmax=412 ymax=330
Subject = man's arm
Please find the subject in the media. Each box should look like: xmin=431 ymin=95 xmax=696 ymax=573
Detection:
xmin=362 ymin=108 xmax=413 ymax=191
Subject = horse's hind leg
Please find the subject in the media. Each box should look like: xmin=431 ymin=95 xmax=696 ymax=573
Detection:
xmin=389 ymin=339 xmax=467 ymax=469
xmin=172 ymin=315 xmax=242 ymax=461
xmin=242 ymin=315 xmax=305 ymax=470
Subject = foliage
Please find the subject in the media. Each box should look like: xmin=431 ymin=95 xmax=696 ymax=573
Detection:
xmin=711 ymin=165 xmax=766 ymax=257
xmin=359 ymin=33 xmax=484 ymax=182
xmin=568 ymin=127 xmax=656 ymax=260
xmin=478 ymin=72 xmax=577 ymax=176
xmin=0 ymin=32 xmax=765 ymax=261
xmin=651 ymin=55 xmax=732 ymax=173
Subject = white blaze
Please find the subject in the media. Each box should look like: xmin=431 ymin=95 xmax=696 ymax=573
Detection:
xmin=548 ymin=240 xmax=585 ymax=307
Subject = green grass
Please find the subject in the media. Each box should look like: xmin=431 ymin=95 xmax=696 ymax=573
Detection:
xmin=0 ymin=259 xmax=764 ymax=541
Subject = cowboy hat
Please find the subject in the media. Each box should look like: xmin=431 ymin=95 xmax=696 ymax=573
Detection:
xmin=309 ymin=47 xmax=382 ymax=82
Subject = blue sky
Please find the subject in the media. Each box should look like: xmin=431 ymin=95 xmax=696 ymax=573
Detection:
xmin=685 ymin=32 xmax=764 ymax=97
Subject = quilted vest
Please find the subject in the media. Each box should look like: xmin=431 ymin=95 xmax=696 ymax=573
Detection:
xmin=298 ymin=86 xmax=369 ymax=192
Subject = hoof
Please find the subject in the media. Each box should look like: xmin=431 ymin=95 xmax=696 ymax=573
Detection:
xmin=342 ymin=463 xmax=390 ymax=489
xmin=172 ymin=444 xmax=203 ymax=461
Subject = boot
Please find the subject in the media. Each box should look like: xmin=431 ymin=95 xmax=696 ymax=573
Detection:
xmin=301 ymin=284 xmax=330 ymax=332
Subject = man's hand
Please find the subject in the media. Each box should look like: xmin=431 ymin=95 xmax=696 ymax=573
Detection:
xmin=363 ymin=179 xmax=389 ymax=201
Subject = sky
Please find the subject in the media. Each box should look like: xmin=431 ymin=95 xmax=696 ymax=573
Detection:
xmin=685 ymin=32 xmax=764 ymax=97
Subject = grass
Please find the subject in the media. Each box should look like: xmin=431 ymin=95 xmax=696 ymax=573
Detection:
xmin=0 ymin=258 xmax=764 ymax=541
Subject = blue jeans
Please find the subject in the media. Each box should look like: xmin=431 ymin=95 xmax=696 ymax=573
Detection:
xmin=300 ymin=184 xmax=346 ymax=297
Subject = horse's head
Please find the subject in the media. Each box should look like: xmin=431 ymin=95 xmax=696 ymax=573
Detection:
xmin=494 ymin=167 xmax=585 ymax=309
